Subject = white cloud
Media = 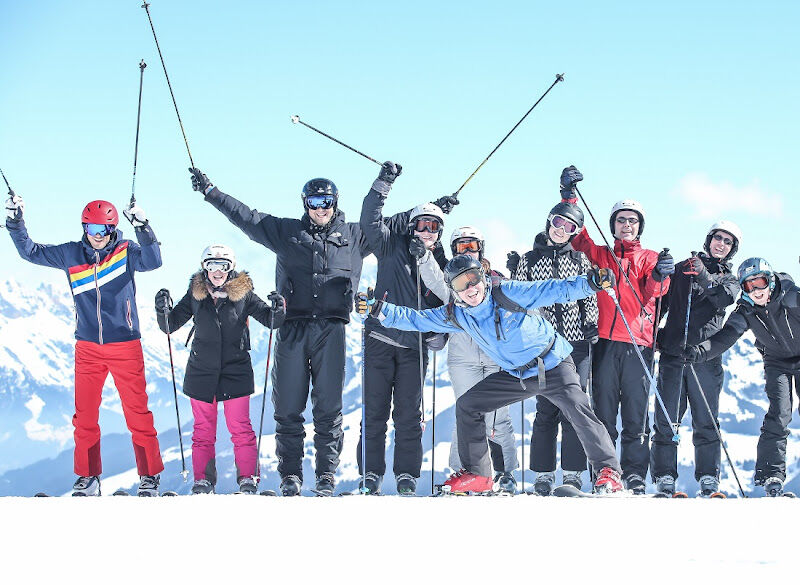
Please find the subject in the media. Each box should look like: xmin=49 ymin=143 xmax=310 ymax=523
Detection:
xmin=23 ymin=394 xmax=73 ymax=445
xmin=675 ymin=173 xmax=784 ymax=219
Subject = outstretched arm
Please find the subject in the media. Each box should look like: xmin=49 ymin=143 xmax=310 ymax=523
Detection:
xmin=501 ymin=277 xmax=595 ymax=309
xmin=6 ymin=219 xmax=74 ymax=269
xmin=376 ymin=302 xmax=461 ymax=334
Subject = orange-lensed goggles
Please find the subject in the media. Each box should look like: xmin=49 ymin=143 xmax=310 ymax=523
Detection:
xmin=412 ymin=217 xmax=442 ymax=233
xmin=453 ymin=239 xmax=482 ymax=254
xmin=742 ymin=275 xmax=770 ymax=293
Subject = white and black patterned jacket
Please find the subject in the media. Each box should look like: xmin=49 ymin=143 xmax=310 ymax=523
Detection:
xmin=514 ymin=232 xmax=599 ymax=342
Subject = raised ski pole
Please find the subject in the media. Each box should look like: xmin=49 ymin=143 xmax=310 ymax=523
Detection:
xmin=129 ymin=59 xmax=147 ymax=206
xmin=141 ymin=2 xmax=195 ymax=168
xmin=431 ymin=350 xmax=437 ymax=495
xmin=452 ymin=73 xmax=564 ymax=198
xmin=162 ymin=293 xmax=189 ymax=481
xmin=687 ymin=363 xmax=747 ymax=498
xmin=605 ymin=288 xmax=679 ymax=442
xmin=254 ymin=301 xmax=277 ymax=486
xmin=291 ymin=115 xmax=381 ymax=165
xmin=0 ymin=167 xmax=14 ymax=230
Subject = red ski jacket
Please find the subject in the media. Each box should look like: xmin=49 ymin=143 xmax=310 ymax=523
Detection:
xmin=571 ymin=229 xmax=669 ymax=347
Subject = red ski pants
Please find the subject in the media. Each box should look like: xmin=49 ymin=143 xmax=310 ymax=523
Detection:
xmin=73 ymin=340 xmax=164 ymax=477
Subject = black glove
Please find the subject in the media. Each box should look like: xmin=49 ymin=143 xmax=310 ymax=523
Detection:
xmin=189 ymin=167 xmax=213 ymax=193
xmin=432 ymin=194 xmax=459 ymax=214
xmin=559 ymin=165 xmax=583 ymax=199
xmin=681 ymin=344 xmax=706 ymax=363
xmin=355 ymin=288 xmax=383 ymax=318
xmin=683 ymin=255 xmax=711 ymax=288
xmin=506 ymin=251 xmax=521 ymax=276
xmin=155 ymin=288 xmax=172 ymax=313
xmin=586 ymin=266 xmax=617 ymax=292
xmin=653 ymin=250 xmax=675 ymax=282
xmin=409 ymin=236 xmax=427 ymax=260
xmin=267 ymin=291 xmax=286 ymax=315
xmin=378 ymin=161 xmax=402 ymax=185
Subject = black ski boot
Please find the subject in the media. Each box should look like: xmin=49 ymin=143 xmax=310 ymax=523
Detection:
xmin=237 ymin=476 xmax=258 ymax=495
xmin=314 ymin=472 xmax=336 ymax=496
xmin=654 ymin=475 xmax=675 ymax=497
xmin=191 ymin=479 xmax=214 ymax=495
xmin=624 ymin=473 xmax=646 ymax=495
xmin=280 ymin=474 xmax=302 ymax=497
xmin=494 ymin=471 xmax=518 ymax=494
xmin=396 ymin=473 xmax=417 ymax=496
xmin=763 ymin=477 xmax=793 ymax=497
xmin=534 ymin=472 xmax=555 ymax=496
xmin=72 ymin=475 xmax=101 ymax=497
xmin=137 ymin=475 xmax=160 ymax=497
xmin=561 ymin=471 xmax=583 ymax=491
xmin=698 ymin=475 xmax=725 ymax=498
xmin=359 ymin=472 xmax=382 ymax=495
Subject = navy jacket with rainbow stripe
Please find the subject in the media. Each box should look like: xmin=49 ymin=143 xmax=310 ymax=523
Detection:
xmin=6 ymin=219 xmax=162 ymax=344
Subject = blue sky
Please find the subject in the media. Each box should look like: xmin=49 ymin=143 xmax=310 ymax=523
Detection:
xmin=2 ymin=1 xmax=798 ymax=306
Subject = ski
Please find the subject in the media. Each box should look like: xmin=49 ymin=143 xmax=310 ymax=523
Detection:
xmin=34 ymin=492 xmax=50 ymax=497
xmin=161 ymin=491 xmax=179 ymax=497
xmin=112 ymin=489 xmax=131 ymax=496
xmin=259 ymin=490 xmax=278 ymax=497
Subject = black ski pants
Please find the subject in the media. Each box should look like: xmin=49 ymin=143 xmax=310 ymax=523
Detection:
xmin=651 ymin=354 xmax=722 ymax=481
xmin=271 ymin=319 xmax=345 ymax=480
xmin=531 ymin=340 xmax=591 ymax=472
xmin=456 ymin=357 xmax=619 ymax=478
xmin=591 ymin=338 xmax=651 ymax=481
xmin=357 ymin=335 xmax=428 ymax=477
xmin=754 ymin=363 xmax=800 ymax=483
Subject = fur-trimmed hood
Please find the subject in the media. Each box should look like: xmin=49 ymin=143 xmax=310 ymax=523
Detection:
xmin=190 ymin=270 xmax=253 ymax=302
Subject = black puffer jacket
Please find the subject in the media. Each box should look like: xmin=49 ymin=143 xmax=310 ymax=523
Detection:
xmin=157 ymin=271 xmax=284 ymax=403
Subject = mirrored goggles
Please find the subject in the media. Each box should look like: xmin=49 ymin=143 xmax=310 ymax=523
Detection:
xmin=412 ymin=217 xmax=442 ymax=233
xmin=712 ymin=233 xmax=734 ymax=246
xmin=84 ymin=223 xmax=115 ymax=237
xmin=450 ymin=268 xmax=484 ymax=293
xmin=202 ymin=259 xmax=234 ymax=273
xmin=453 ymin=238 xmax=482 ymax=254
xmin=549 ymin=214 xmax=578 ymax=234
xmin=742 ymin=275 xmax=770 ymax=293
xmin=305 ymin=195 xmax=336 ymax=210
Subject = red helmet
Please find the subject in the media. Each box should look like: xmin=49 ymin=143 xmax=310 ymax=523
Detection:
xmin=81 ymin=200 xmax=119 ymax=226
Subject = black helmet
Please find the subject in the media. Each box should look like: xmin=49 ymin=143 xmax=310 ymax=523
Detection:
xmin=546 ymin=200 xmax=584 ymax=239
xmin=444 ymin=254 xmax=484 ymax=288
xmin=301 ymin=178 xmax=339 ymax=208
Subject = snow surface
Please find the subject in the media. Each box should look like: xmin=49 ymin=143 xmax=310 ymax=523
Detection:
xmin=1 ymin=495 xmax=797 ymax=583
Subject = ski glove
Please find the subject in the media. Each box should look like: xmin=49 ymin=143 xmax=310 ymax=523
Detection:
xmin=123 ymin=204 xmax=148 ymax=228
xmin=267 ymin=291 xmax=286 ymax=316
xmin=652 ymin=250 xmax=675 ymax=282
xmin=506 ymin=251 xmax=521 ymax=276
xmin=355 ymin=288 xmax=383 ymax=318
xmin=683 ymin=255 xmax=712 ymax=288
xmin=432 ymin=194 xmax=459 ymax=214
xmin=378 ymin=161 xmax=402 ymax=185
xmin=189 ymin=167 xmax=214 ymax=195
xmin=681 ymin=344 xmax=707 ymax=363
xmin=409 ymin=236 xmax=428 ymax=260
xmin=155 ymin=289 xmax=173 ymax=313
xmin=5 ymin=193 xmax=24 ymax=221
xmin=559 ymin=165 xmax=583 ymax=200
xmin=586 ymin=266 xmax=617 ymax=292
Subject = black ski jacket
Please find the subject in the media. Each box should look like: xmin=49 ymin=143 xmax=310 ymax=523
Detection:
xmin=658 ymin=253 xmax=739 ymax=355
xmin=360 ymin=189 xmax=447 ymax=350
xmin=157 ymin=271 xmax=284 ymax=403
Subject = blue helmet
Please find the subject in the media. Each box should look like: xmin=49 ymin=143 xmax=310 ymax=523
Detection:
xmin=737 ymin=257 xmax=773 ymax=285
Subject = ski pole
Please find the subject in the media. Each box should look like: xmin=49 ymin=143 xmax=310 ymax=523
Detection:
xmin=359 ymin=288 xmax=376 ymax=494
xmin=291 ymin=115 xmax=381 ymax=166
xmin=162 ymin=293 xmax=189 ymax=480
xmin=639 ymin=249 xmax=668 ymax=443
xmin=416 ymin=263 xmax=427 ymax=431
xmin=130 ymin=59 xmax=147 ymax=206
xmin=604 ymin=288 xmax=679 ymax=442
xmin=254 ymin=300 xmax=277 ymax=485
xmin=141 ymin=2 xmax=195 ymax=168
xmin=521 ymin=399 xmax=525 ymax=493
xmin=673 ymin=271 xmax=696 ymax=423
xmin=431 ymin=350 xmax=437 ymax=495
xmin=572 ymin=186 xmax=651 ymax=321
xmin=453 ymin=73 xmax=564 ymax=198
xmin=0 ymin=167 xmax=14 ymax=230
xmin=687 ymin=363 xmax=747 ymax=498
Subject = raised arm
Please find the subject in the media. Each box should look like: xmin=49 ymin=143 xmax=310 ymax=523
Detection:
xmin=695 ymin=308 xmax=750 ymax=361
xmin=6 ymin=218 xmax=74 ymax=269
xmin=417 ymin=249 xmax=451 ymax=304
xmin=127 ymin=224 xmax=162 ymax=272
xmin=360 ymin=162 xmax=404 ymax=256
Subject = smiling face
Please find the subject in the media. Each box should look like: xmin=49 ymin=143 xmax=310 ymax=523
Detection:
xmin=548 ymin=224 xmax=571 ymax=244
xmin=613 ymin=211 xmax=641 ymax=241
xmin=413 ymin=215 xmax=442 ymax=249
xmin=87 ymin=233 xmax=111 ymax=250
xmin=709 ymin=230 xmax=734 ymax=259
xmin=207 ymin=269 xmax=228 ymax=287
xmin=308 ymin=206 xmax=335 ymax=226
xmin=456 ymin=277 xmax=486 ymax=307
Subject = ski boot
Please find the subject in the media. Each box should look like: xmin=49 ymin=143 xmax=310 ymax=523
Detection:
xmin=533 ymin=472 xmax=555 ymax=496
xmin=763 ymin=477 xmax=794 ymax=498
xmin=698 ymin=475 xmax=725 ymax=498
xmin=396 ymin=473 xmax=417 ymax=496
xmin=654 ymin=475 xmax=675 ymax=497
xmin=191 ymin=479 xmax=215 ymax=495
xmin=562 ymin=470 xmax=583 ymax=491
xmin=237 ymin=476 xmax=258 ymax=495
xmin=624 ymin=473 xmax=647 ymax=495
xmin=72 ymin=475 xmax=101 ymax=497
xmin=137 ymin=474 xmax=160 ymax=497
xmin=593 ymin=467 xmax=623 ymax=494
xmin=313 ymin=472 xmax=336 ymax=497
xmin=494 ymin=471 xmax=518 ymax=494
xmin=280 ymin=474 xmax=302 ymax=497
xmin=442 ymin=469 xmax=493 ymax=494
xmin=358 ymin=472 xmax=382 ymax=495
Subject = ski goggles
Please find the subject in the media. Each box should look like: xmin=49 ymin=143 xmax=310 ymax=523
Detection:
xmin=83 ymin=223 xmax=115 ymax=237
xmin=202 ymin=259 xmax=234 ymax=273
xmin=411 ymin=217 xmax=442 ymax=234
xmin=711 ymin=232 xmax=734 ymax=246
xmin=305 ymin=195 xmax=336 ymax=210
xmin=742 ymin=275 xmax=770 ymax=293
xmin=450 ymin=268 xmax=484 ymax=293
xmin=548 ymin=214 xmax=578 ymax=234
xmin=453 ymin=238 xmax=482 ymax=254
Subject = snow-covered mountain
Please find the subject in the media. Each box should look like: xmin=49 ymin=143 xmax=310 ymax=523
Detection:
xmin=1 ymin=274 xmax=799 ymax=496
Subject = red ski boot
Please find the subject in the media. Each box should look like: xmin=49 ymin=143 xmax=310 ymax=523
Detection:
xmin=593 ymin=467 xmax=623 ymax=494
xmin=442 ymin=470 xmax=493 ymax=494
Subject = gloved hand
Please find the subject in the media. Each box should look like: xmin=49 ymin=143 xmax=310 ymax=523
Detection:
xmin=155 ymin=288 xmax=172 ymax=313
xmin=123 ymin=204 xmax=148 ymax=228
xmin=189 ymin=167 xmax=213 ymax=194
xmin=409 ymin=236 xmax=428 ymax=260
xmin=652 ymin=250 xmax=675 ymax=282
xmin=267 ymin=291 xmax=286 ymax=315
xmin=506 ymin=251 xmax=521 ymax=276
xmin=355 ymin=288 xmax=383 ymax=318
xmin=586 ymin=266 xmax=617 ymax=291
xmin=559 ymin=165 xmax=583 ymax=199
xmin=378 ymin=161 xmax=402 ymax=185
xmin=681 ymin=344 xmax=706 ymax=363
xmin=432 ymin=194 xmax=459 ymax=214
xmin=5 ymin=193 xmax=24 ymax=221
xmin=683 ymin=255 xmax=711 ymax=288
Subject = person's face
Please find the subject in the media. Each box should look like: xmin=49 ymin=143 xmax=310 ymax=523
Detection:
xmin=451 ymin=269 xmax=486 ymax=307
xmin=744 ymin=275 xmax=771 ymax=306
xmin=452 ymin=238 xmax=481 ymax=260
xmin=413 ymin=216 xmax=441 ymax=249
xmin=709 ymin=230 xmax=734 ymax=259
xmin=613 ymin=211 xmax=640 ymax=241
xmin=207 ymin=269 xmax=228 ymax=287
xmin=305 ymin=195 xmax=336 ymax=226
xmin=84 ymin=224 xmax=114 ymax=250
xmin=548 ymin=215 xmax=578 ymax=244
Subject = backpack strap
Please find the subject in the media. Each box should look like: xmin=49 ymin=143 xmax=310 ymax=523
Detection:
xmin=444 ymin=301 xmax=463 ymax=330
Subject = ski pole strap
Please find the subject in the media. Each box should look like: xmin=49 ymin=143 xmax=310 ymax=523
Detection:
xmin=515 ymin=336 xmax=556 ymax=390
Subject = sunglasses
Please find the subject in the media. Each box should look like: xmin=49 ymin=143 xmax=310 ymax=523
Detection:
xmin=742 ymin=275 xmax=770 ymax=293
xmin=450 ymin=268 xmax=483 ymax=293
xmin=453 ymin=238 xmax=482 ymax=254
xmin=712 ymin=233 xmax=734 ymax=246
xmin=306 ymin=195 xmax=336 ymax=210
xmin=84 ymin=223 xmax=115 ymax=237
xmin=202 ymin=259 xmax=234 ymax=273
xmin=615 ymin=216 xmax=639 ymax=226
xmin=549 ymin=214 xmax=578 ymax=234
xmin=412 ymin=217 xmax=442 ymax=234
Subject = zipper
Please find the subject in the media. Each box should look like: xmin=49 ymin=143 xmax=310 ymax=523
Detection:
xmin=784 ymin=310 xmax=795 ymax=341
xmin=94 ymin=251 xmax=103 ymax=345
xmin=126 ymin=298 xmax=133 ymax=330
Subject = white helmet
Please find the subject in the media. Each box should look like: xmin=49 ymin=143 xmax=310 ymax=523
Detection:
xmin=408 ymin=202 xmax=444 ymax=233
xmin=201 ymin=244 xmax=236 ymax=272
xmin=450 ymin=226 xmax=485 ymax=257
xmin=704 ymin=220 xmax=742 ymax=260
xmin=609 ymin=199 xmax=646 ymax=238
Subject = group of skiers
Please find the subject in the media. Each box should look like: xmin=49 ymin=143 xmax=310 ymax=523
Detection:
xmin=4 ymin=161 xmax=798 ymax=498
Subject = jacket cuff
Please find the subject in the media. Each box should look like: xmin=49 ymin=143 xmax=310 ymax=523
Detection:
xmin=371 ymin=179 xmax=392 ymax=196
